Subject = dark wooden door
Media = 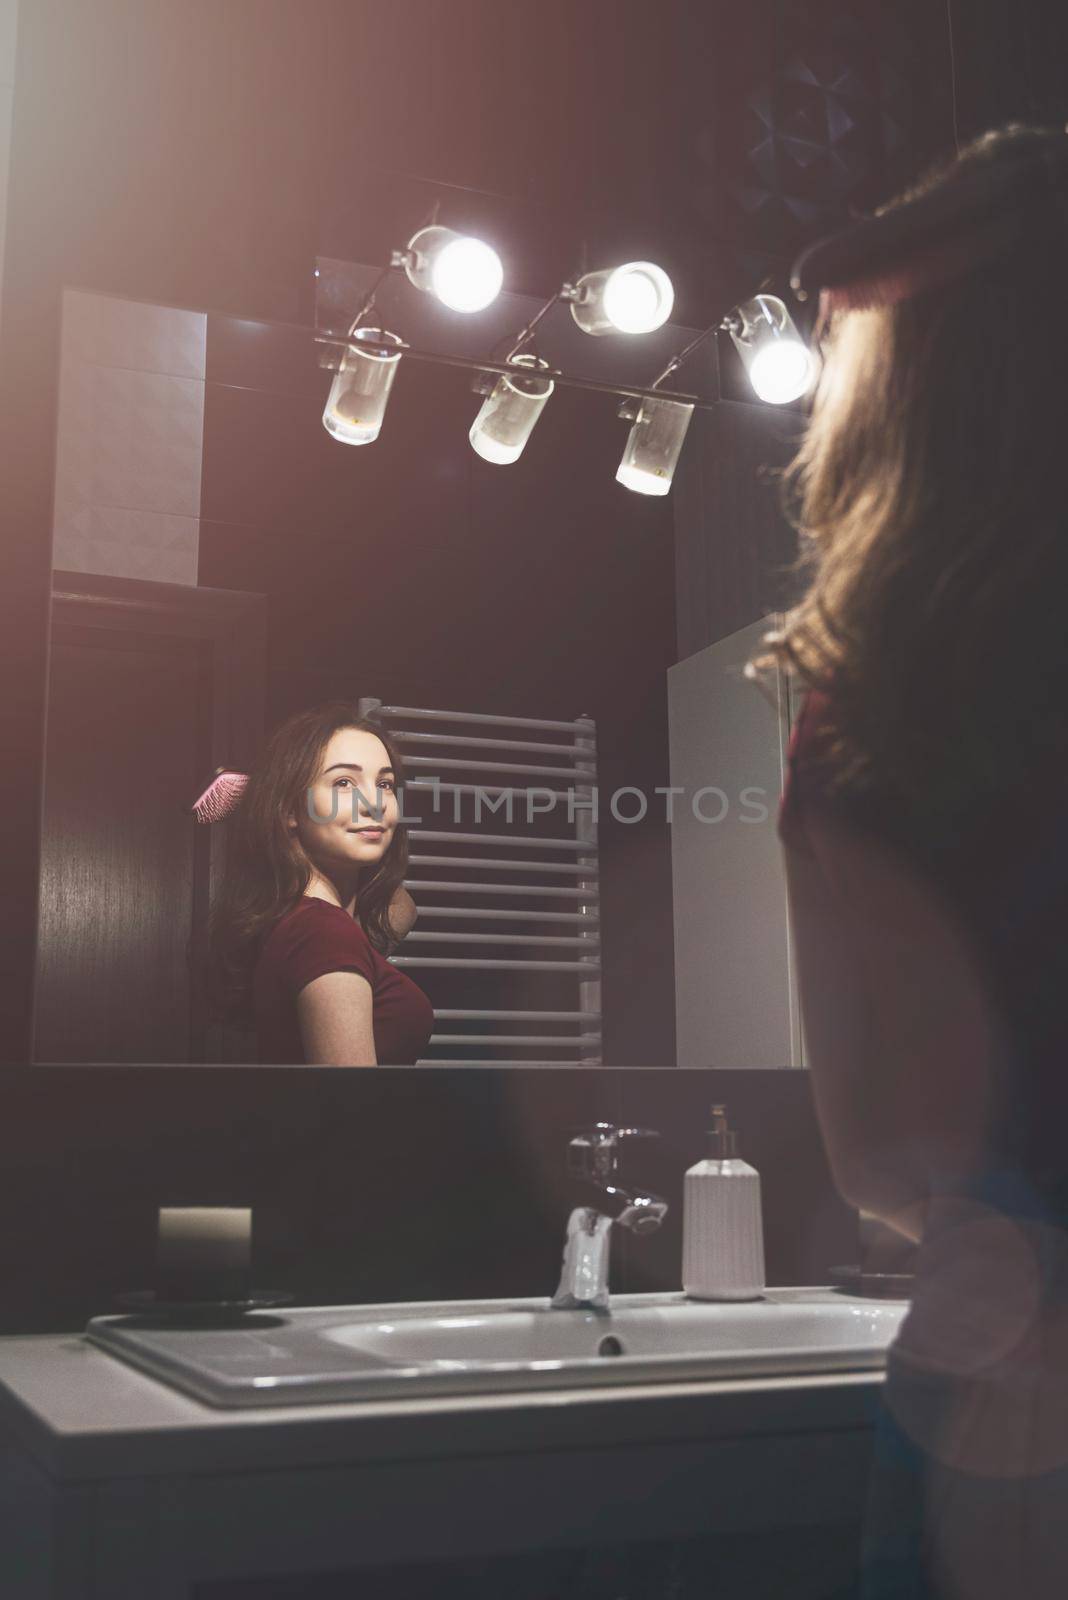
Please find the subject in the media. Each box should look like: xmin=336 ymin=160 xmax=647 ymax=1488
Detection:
xmin=35 ymin=573 xmax=265 ymax=1064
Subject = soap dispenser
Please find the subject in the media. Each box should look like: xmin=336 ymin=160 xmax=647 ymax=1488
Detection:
xmin=682 ymin=1104 xmax=765 ymax=1300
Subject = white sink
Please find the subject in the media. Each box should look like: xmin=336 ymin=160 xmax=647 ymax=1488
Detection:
xmin=85 ymin=1287 xmax=908 ymax=1409
xmin=321 ymin=1294 xmax=902 ymax=1365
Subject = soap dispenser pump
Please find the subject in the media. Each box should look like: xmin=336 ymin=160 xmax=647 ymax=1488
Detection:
xmin=682 ymin=1104 xmax=765 ymax=1300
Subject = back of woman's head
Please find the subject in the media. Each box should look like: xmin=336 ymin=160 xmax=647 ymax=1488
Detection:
xmin=204 ymin=701 xmax=409 ymax=1027
xmin=756 ymin=122 xmax=1068 ymax=827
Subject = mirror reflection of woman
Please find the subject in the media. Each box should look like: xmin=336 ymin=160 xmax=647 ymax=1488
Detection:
xmin=207 ymin=702 xmax=434 ymax=1065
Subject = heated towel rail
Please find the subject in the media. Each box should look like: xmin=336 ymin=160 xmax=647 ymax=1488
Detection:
xmin=358 ymin=699 xmax=601 ymax=1066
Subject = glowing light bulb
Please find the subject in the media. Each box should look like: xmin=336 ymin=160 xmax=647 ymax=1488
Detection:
xmin=748 ymin=340 xmax=813 ymax=404
xmin=570 ymin=261 xmax=675 ymax=336
xmin=404 ymin=226 xmax=503 ymax=313
xmin=601 ymin=263 xmax=675 ymax=334
xmin=431 ymin=236 xmax=503 ymax=313
xmin=728 ymin=295 xmax=814 ymax=405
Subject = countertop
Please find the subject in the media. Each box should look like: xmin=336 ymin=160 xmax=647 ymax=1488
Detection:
xmin=0 ymin=1290 xmax=889 ymax=1483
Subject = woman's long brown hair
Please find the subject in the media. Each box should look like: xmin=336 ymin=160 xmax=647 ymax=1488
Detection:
xmin=205 ymin=701 xmax=410 ymax=1027
xmin=750 ymin=123 xmax=1068 ymax=832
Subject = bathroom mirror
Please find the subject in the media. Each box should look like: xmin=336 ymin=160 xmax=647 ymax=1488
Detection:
xmin=36 ymin=261 xmax=802 ymax=1071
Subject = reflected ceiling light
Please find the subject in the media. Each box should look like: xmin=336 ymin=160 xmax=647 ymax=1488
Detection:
xmin=567 ymin=262 xmax=675 ymax=336
xmin=399 ymin=225 xmax=504 ymax=313
xmin=469 ymin=354 xmax=555 ymax=465
xmin=321 ymin=327 xmax=404 ymax=445
xmin=615 ymin=395 xmax=694 ymax=496
xmin=725 ymin=294 xmax=814 ymax=404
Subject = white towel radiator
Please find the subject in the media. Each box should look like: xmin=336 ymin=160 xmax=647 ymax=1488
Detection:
xmin=358 ymin=699 xmax=602 ymax=1066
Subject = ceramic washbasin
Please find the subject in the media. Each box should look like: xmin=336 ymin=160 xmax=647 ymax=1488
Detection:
xmin=85 ymin=1287 xmax=908 ymax=1409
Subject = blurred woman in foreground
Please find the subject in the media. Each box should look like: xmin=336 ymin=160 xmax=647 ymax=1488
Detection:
xmin=752 ymin=123 xmax=1068 ymax=1597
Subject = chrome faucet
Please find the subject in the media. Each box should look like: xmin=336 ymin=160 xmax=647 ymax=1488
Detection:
xmin=551 ymin=1122 xmax=668 ymax=1310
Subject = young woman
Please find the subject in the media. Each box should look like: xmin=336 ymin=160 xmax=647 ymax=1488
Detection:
xmin=751 ymin=123 xmax=1068 ymax=1597
xmin=207 ymin=701 xmax=434 ymax=1066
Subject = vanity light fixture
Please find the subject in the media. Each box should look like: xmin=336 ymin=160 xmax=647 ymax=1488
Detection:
xmin=564 ymin=261 xmax=675 ymax=336
xmin=468 ymin=353 xmax=555 ymax=464
xmin=396 ymin=225 xmax=504 ymax=313
xmin=612 ymin=312 xmax=707 ymax=496
xmin=321 ymin=327 xmax=405 ymax=445
xmin=724 ymin=294 xmax=815 ymax=404
xmin=615 ymin=394 xmax=694 ymax=496
xmin=316 ymin=244 xmax=815 ymax=478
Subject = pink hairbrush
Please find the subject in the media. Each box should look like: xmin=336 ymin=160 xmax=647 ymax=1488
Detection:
xmin=190 ymin=768 xmax=250 ymax=823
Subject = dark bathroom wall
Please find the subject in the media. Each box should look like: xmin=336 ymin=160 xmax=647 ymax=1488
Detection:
xmin=667 ymin=0 xmax=957 ymax=653
xmin=0 ymin=1067 xmax=857 ymax=1333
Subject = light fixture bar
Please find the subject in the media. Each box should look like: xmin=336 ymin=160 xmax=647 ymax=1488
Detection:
xmin=314 ymin=331 xmax=720 ymax=410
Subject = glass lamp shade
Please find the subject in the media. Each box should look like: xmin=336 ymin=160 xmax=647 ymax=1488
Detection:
xmin=468 ymin=355 xmax=554 ymax=465
xmin=321 ymin=328 xmax=403 ymax=446
xmin=615 ymin=396 xmax=694 ymax=496
xmin=570 ymin=262 xmax=674 ymax=336
xmin=729 ymin=295 xmax=814 ymax=404
xmin=404 ymin=225 xmax=503 ymax=313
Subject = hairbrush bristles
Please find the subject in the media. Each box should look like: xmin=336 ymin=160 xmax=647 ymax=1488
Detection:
xmin=190 ymin=769 xmax=250 ymax=823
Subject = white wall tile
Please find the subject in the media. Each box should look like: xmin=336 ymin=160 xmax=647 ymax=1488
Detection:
xmin=54 ymin=360 xmax=204 ymax=520
xmin=61 ymin=287 xmax=206 ymax=380
xmin=52 ymin=289 xmax=206 ymax=584
xmin=52 ymin=506 xmax=200 ymax=586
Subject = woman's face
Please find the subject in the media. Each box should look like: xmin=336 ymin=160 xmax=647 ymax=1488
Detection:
xmin=293 ymin=726 xmax=400 ymax=874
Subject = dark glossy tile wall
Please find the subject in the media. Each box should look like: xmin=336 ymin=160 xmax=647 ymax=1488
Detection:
xmin=0 ymin=1067 xmax=854 ymax=1333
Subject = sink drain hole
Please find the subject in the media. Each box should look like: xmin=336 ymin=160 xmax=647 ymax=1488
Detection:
xmin=597 ymin=1335 xmax=625 ymax=1358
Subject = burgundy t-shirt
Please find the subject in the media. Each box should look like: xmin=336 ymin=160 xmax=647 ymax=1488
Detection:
xmin=253 ymin=896 xmax=434 ymax=1065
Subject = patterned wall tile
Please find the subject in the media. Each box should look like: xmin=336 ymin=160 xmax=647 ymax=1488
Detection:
xmin=51 ymin=504 xmax=200 ymax=585
xmin=54 ymin=360 xmax=204 ymax=518
xmin=60 ymin=287 xmax=206 ymax=379
xmin=52 ymin=289 xmax=206 ymax=584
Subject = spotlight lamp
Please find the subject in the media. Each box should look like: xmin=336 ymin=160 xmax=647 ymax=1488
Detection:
xmin=321 ymin=327 xmax=404 ymax=445
xmin=724 ymin=294 xmax=814 ymax=404
xmin=565 ymin=261 xmax=675 ymax=336
xmin=396 ymin=225 xmax=504 ymax=313
xmin=615 ymin=394 xmax=694 ymax=496
xmin=469 ymin=354 xmax=555 ymax=465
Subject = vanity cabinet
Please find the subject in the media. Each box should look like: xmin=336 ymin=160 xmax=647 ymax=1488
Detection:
xmin=0 ymin=1331 xmax=881 ymax=1599
xmin=668 ymin=613 xmax=804 ymax=1070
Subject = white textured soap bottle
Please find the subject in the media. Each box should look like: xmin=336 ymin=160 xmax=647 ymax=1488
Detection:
xmin=682 ymin=1104 xmax=765 ymax=1300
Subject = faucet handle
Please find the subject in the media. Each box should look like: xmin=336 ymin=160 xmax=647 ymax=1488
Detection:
xmin=566 ymin=1123 xmax=660 ymax=1183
